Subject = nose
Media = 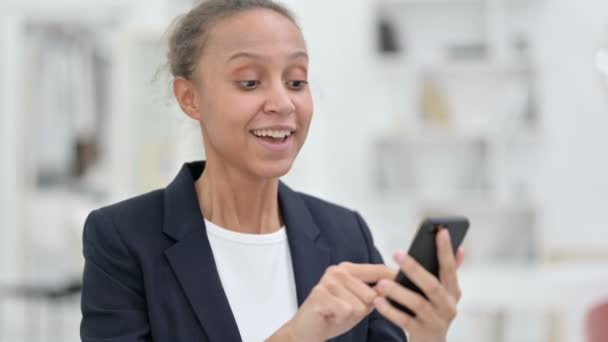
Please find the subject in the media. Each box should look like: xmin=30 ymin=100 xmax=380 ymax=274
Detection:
xmin=263 ymin=81 xmax=296 ymax=116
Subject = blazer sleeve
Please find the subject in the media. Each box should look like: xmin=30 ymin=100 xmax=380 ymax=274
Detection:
xmin=80 ymin=209 xmax=152 ymax=342
xmin=354 ymin=212 xmax=408 ymax=342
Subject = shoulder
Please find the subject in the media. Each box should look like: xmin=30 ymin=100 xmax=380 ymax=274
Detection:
xmin=81 ymin=191 xmax=165 ymax=306
xmin=83 ymin=189 xmax=166 ymax=258
xmin=295 ymin=190 xmax=372 ymax=238
xmin=97 ymin=189 xmax=164 ymax=223
xmin=292 ymin=190 xmax=377 ymax=261
xmin=295 ymin=191 xmax=362 ymax=227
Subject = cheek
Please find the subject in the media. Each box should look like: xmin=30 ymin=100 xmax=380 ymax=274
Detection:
xmin=199 ymin=89 xmax=262 ymax=153
xmin=296 ymin=92 xmax=314 ymax=132
xmin=200 ymin=86 xmax=257 ymax=130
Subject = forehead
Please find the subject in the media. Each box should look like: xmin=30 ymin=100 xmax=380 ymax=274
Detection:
xmin=203 ymin=9 xmax=307 ymax=61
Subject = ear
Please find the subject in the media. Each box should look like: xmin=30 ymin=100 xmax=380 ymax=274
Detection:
xmin=173 ymin=76 xmax=202 ymax=121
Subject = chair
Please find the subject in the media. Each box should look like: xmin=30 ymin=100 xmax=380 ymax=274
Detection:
xmin=586 ymin=300 xmax=608 ymax=342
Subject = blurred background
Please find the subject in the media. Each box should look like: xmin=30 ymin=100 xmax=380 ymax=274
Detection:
xmin=1 ymin=0 xmax=608 ymax=341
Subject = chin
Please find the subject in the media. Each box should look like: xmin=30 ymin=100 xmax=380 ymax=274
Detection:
xmin=249 ymin=157 xmax=295 ymax=180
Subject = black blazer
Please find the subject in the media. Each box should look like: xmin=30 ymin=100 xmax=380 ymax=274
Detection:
xmin=80 ymin=161 xmax=407 ymax=342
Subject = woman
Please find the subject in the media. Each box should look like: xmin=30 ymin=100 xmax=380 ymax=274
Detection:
xmin=80 ymin=1 xmax=465 ymax=341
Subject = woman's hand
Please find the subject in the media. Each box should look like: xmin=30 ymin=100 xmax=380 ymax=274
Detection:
xmin=268 ymin=262 xmax=394 ymax=342
xmin=373 ymin=229 xmax=465 ymax=342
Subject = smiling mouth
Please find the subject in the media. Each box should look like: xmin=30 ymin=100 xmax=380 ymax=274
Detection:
xmin=250 ymin=129 xmax=294 ymax=143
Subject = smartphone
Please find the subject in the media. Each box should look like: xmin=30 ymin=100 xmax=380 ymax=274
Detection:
xmin=388 ymin=216 xmax=469 ymax=316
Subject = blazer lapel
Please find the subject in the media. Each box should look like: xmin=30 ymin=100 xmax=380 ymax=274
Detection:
xmin=163 ymin=162 xmax=242 ymax=342
xmin=278 ymin=183 xmax=331 ymax=306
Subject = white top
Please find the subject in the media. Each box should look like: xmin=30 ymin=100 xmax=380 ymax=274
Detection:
xmin=205 ymin=219 xmax=298 ymax=342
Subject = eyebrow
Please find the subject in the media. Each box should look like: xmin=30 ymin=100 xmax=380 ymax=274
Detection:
xmin=227 ymin=50 xmax=309 ymax=62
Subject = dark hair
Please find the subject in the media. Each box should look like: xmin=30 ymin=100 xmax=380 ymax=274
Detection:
xmin=167 ymin=0 xmax=299 ymax=80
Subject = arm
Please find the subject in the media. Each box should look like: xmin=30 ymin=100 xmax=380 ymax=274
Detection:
xmin=354 ymin=211 xmax=408 ymax=342
xmin=80 ymin=209 xmax=152 ymax=342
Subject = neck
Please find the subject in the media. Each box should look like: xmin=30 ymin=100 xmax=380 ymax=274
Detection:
xmin=195 ymin=160 xmax=282 ymax=235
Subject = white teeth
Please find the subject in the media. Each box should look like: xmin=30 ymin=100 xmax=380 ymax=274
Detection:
xmin=252 ymin=129 xmax=293 ymax=138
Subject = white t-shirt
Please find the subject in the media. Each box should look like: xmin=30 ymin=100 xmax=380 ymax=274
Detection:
xmin=205 ymin=219 xmax=298 ymax=342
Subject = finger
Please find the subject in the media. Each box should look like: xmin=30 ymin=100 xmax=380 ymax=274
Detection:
xmin=394 ymin=253 xmax=456 ymax=321
xmin=373 ymin=297 xmax=422 ymax=335
xmin=326 ymin=277 xmax=366 ymax=306
xmin=311 ymin=285 xmax=338 ymax=318
xmin=313 ymin=285 xmax=354 ymax=324
xmin=375 ymin=279 xmax=443 ymax=328
xmin=324 ymin=277 xmax=369 ymax=318
xmin=341 ymin=272 xmax=379 ymax=306
xmin=437 ymin=229 xmax=460 ymax=298
xmin=328 ymin=296 xmax=357 ymax=325
xmin=340 ymin=262 xmax=396 ymax=284
xmin=455 ymin=247 xmax=465 ymax=269
xmin=326 ymin=265 xmax=377 ymax=310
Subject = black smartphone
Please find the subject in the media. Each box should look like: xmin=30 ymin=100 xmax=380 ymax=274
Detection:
xmin=388 ymin=216 xmax=469 ymax=316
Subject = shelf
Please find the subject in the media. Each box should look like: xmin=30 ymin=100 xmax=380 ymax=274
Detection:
xmin=1 ymin=1 xmax=130 ymax=24
xmin=369 ymin=191 xmax=538 ymax=218
xmin=415 ymin=198 xmax=537 ymax=213
xmin=376 ymin=131 xmax=542 ymax=151
xmin=380 ymin=0 xmax=482 ymax=6
xmin=379 ymin=0 xmax=540 ymax=7
xmin=377 ymin=58 xmax=534 ymax=77
xmin=457 ymin=264 xmax=608 ymax=311
xmin=377 ymin=131 xmax=488 ymax=145
xmin=422 ymin=61 xmax=533 ymax=76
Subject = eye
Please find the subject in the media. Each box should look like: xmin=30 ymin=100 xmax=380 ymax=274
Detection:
xmin=286 ymin=80 xmax=308 ymax=91
xmin=238 ymin=80 xmax=261 ymax=90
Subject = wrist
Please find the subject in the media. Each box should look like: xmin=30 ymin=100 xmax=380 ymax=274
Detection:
xmin=266 ymin=321 xmax=298 ymax=342
xmin=409 ymin=337 xmax=446 ymax=342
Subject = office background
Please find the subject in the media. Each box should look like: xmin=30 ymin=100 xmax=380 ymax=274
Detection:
xmin=1 ymin=0 xmax=608 ymax=341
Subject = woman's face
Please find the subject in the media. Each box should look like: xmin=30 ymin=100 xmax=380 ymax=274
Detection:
xmin=192 ymin=9 xmax=312 ymax=179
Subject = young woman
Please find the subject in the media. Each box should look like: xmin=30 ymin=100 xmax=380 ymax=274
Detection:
xmin=80 ymin=1 xmax=465 ymax=341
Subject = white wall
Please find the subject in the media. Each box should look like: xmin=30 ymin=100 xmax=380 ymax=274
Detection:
xmin=535 ymin=0 xmax=608 ymax=252
xmin=0 ymin=15 xmax=22 ymax=283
